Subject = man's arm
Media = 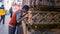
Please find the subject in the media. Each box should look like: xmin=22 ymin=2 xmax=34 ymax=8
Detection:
xmin=17 ymin=14 xmax=28 ymax=23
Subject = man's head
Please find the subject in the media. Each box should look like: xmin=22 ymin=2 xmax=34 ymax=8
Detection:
xmin=22 ymin=5 xmax=29 ymax=12
xmin=1 ymin=4 xmax=4 ymax=9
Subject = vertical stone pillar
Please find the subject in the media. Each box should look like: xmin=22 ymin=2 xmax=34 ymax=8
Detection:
xmin=28 ymin=8 xmax=33 ymax=25
xmin=22 ymin=21 xmax=27 ymax=34
xmin=29 ymin=0 xmax=32 ymax=7
xmin=55 ymin=0 xmax=57 ymax=5
xmin=42 ymin=0 xmax=44 ymax=5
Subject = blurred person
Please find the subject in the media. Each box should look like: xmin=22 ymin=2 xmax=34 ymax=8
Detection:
xmin=9 ymin=5 xmax=29 ymax=34
xmin=0 ymin=4 xmax=6 ymax=24
xmin=9 ymin=7 xmax=13 ymax=18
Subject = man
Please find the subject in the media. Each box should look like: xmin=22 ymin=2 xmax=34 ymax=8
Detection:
xmin=0 ymin=4 xmax=6 ymax=24
xmin=9 ymin=5 xmax=29 ymax=34
xmin=9 ymin=7 xmax=13 ymax=18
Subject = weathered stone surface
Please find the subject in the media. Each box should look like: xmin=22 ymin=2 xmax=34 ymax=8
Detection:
xmin=32 ymin=11 xmax=60 ymax=24
xmin=31 ymin=11 xmax=60 ymax=30
xmin=23 ymin=11 xmax=60 ymax=30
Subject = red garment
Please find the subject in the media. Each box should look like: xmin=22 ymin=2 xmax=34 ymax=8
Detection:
xmin=9 ymin=10 xmax=21 ymax=27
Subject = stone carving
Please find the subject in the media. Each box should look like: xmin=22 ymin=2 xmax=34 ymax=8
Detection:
xmin=23 ymin=11 xmax=60 ymax=30
xmin=32 ymin=11 xmax=60 ymax=24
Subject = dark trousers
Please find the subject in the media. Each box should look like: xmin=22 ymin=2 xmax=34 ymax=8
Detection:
xmin=9 ymin=26 xmax=16 ymax=34
xmin=0 ymin=15 xmax=5 ymax=24
xmin=10 ymin=13 xmax=13 ymax=18
xmin=9 ymin=25 xmax=23 ymax=34
xmin=16 ymin=24 xmax=23 ymax=34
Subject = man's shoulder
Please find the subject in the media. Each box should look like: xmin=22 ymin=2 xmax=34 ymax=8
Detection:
xmin=16 ymin=10 xmax=22 ymax=12
xmin=13 ymin=10 xmax=22 ymax=15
